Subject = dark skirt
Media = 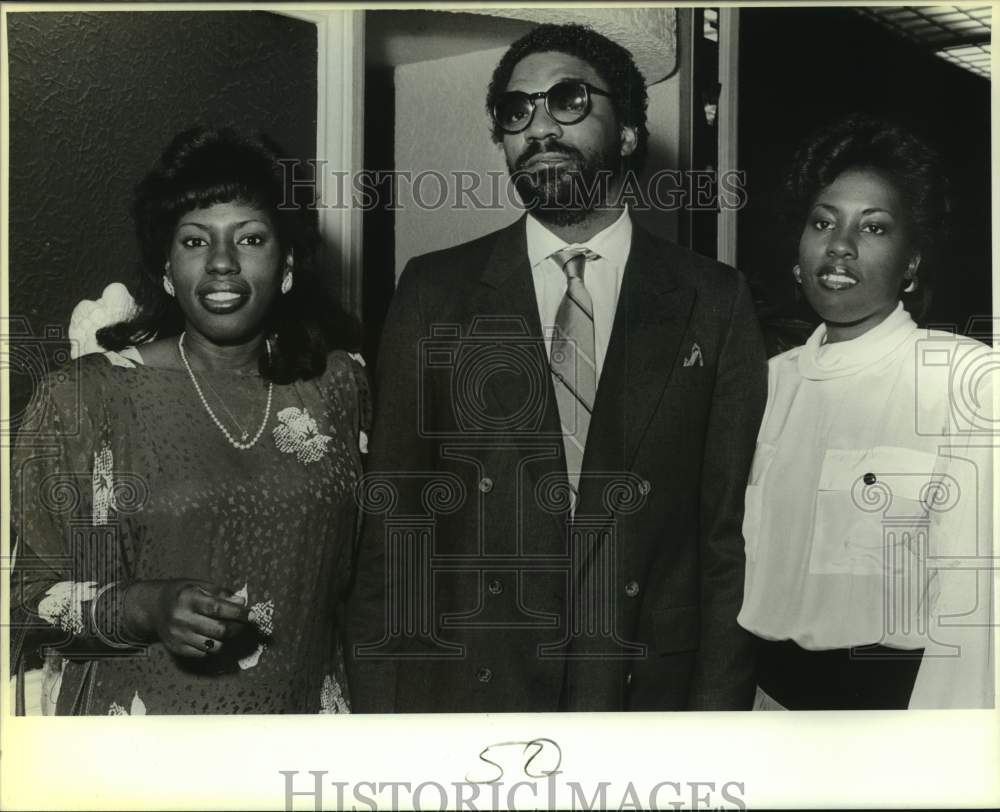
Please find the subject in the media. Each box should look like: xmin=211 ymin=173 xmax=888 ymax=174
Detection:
xmin=754 ymin=637 xmax=924 ymax=710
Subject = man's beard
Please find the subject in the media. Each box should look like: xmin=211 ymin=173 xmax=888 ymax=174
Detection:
xmin=509 ymin=140 xmax=622 ymax=226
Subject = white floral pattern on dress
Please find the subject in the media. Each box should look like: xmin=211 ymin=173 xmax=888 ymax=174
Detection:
xmin=37 ymin=581 xmax=98 ymax=634
xmin=348 ymin=352 xmax=366 ymax=368
xmin=319 ymin=674 xmax=350 ymax=713
xmin=273 ymin=407 xmax=332 ymax=464
xmin=108 ymin=691 xmax=146 ymax=715
xmin=249 ymin=600 xmax=274 ymax=636
xmin=92 ymin=445 xmax=116 ymax=526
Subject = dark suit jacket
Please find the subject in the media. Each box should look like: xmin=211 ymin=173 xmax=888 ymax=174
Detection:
xmin=346 ymin=217 xmax=767 ymax=712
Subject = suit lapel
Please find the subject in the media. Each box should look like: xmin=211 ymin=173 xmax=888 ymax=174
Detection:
xmin=582 ymin=226 xmax=696 ymax=492
xmin=470 ymin=218 xmax=568 ymax=528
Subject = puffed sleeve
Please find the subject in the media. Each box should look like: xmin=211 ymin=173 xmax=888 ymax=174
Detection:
xmin=10 ymin=358 xmax=138 ymax=670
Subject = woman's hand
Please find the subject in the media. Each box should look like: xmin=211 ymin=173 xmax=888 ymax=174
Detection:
xmin=123 ymin=580 xmax=249 ymax=658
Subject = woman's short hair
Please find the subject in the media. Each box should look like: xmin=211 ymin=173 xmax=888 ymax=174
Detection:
xmin=98 ymin=127 xmax=357 ymax=383
xmin=785 ymin=114 xmax=951 ymax=317
xmin=486 ymin=23 xmax=649 ymax=172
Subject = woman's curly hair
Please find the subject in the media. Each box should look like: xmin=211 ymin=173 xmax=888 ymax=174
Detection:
xmin=98 ymin=126 xmax=357 ymax=383
xmin=785 ymin=114 xmax=951 ymax=318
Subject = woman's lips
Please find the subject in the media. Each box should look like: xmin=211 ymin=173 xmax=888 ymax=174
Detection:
xmin=197 ymin=282 xmax=250 ymax=314
xmin=816 ymin=265 xmax=860 ymax=292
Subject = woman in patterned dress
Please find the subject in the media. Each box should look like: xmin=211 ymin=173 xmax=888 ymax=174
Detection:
xmin=11 ymin=127 xmax=367 ymax=714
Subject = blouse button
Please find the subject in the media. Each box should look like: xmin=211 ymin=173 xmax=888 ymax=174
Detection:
xmin=479 ymin=477 xmax=494 ymax=493
xmin=476 ymin=667 xmax=493 ymax=683
xmin=639 ymin=480 xmax=652 ymax=496
xmin=625 ymin=580 xmax=640 ymax=598
xmin=488 ymin=578 xmax=504 ymax=596
xmin=863 ymin=472 xmax=877 ymax=486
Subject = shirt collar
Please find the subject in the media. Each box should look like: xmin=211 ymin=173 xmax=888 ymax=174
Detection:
xmin=526 ymin=206 xmax=632 ymax=271
xmin=798 ymin=301 xmax=917 ymax=380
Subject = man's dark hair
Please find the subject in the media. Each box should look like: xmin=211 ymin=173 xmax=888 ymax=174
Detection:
xmin=785 ymin=113 xmax=951 ymax=318
xmin=98 ymin=126 xmax=358 ymax=383
xmin=486 ymin=23 xmax=649 ymax=172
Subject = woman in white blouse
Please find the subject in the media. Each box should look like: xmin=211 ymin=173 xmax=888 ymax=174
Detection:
xmin=739 ymin=115 xmax=994 ymax=710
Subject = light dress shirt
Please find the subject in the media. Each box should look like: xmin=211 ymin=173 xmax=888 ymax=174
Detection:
xmin=738 ymin=302 xmax=995 ymax=708
xmin=525 ymin=206 xmax=632 ymax=382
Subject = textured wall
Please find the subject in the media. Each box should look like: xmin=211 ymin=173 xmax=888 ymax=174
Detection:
xmin=394 ymin=47 xmax=515 ymax=277
xmin=7 ymin=11 xmax=317 ymax=421
xmin=393 ymin=48 xmax=681 ymax=278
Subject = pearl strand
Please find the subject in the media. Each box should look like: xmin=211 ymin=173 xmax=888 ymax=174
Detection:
xmin=178 ymin=332 xmax=273 ymax=451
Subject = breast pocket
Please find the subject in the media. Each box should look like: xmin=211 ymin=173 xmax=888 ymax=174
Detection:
xmin=809 ymin=446 xmax=941 ymax=576
xmin=742 ymin=442 xmax=777 ymax=561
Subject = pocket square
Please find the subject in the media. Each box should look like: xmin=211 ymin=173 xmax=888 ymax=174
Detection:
xmin=682 ymin=342 xmax=703 ymax=367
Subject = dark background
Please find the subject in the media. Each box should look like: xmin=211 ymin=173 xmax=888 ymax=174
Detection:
xmin=6 ymin=11 xmax=317 ymax=426
xmin=736 ymin=7 xmax=991 ymax=348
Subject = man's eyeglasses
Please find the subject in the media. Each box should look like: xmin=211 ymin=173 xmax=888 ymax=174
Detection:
xmin=492 ymin=80 xmax=612 ymax=135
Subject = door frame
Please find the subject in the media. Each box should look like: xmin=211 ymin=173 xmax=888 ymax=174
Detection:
xmin=275 ymin=9 xmax=365 ymax=320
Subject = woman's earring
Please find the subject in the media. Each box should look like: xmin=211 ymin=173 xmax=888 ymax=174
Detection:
xmin=163 ymin=275 xmax=175 ymax=297
xmin=281 ymin=271 xmax=293 ymax=295
xmin=793 ymin=264 xmax=802 ymax=284
xmin=903 ymin=277 xmax=918 ymax=294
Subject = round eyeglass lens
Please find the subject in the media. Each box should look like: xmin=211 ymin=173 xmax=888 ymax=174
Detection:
xmin=549 ymin=82 xmax=589 ymax=122
xmin=497 ymin=94 xmax=531 ymax=131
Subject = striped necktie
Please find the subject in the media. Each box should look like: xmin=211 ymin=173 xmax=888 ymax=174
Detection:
xmin=550 ymin=248 xmax=598 ymax=500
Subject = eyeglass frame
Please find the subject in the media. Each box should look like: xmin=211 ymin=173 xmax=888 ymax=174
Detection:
xmin=491 ymin=80 xmax=614 ymax=135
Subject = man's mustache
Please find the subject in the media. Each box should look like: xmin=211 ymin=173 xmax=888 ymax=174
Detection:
xmin=514 ymin=141 xmax=585 ymax=171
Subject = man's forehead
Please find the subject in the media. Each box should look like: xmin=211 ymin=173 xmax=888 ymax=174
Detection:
xmin=506 ymin=51 xmax=603 ymax=90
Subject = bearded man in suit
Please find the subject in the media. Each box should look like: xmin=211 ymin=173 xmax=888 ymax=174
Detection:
xmin=347 ymin=23 xmax=767 ymax=712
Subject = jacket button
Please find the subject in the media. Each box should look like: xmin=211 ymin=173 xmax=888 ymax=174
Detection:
xmin=639 ymin=479 xmax=651 ymax=496
xmin=488 ymin=578 xmax=504 ymax=596
xmin=476 ymin=667 xmax=493 ymax=683
xmin=625 ymin=580 xmax=640 ymax=598
xmin=863 ymin=472 xmax=877 ymax=485
xmin=479 ymin=476 xmax=494 ymax=493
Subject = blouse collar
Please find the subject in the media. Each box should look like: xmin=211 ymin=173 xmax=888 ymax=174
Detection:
xmin=797 ymin=301 xmax=917 ymax=380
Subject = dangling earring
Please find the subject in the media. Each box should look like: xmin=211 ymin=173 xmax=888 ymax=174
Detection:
xmin=281 ymin=271 xmax=293 ymax=295
xmin=163 ymin=275 xmax=175 ymax=297
xmin=792 ymin=264 xmax=802 ymax=284
xmin=904 ymin=255 xmax=921 ymax=293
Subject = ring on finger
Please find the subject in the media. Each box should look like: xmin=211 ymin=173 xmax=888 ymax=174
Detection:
xmin=204 ymin=638 xmax=215 ymax=650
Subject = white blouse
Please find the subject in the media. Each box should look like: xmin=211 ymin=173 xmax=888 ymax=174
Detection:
xmin=738 ymin=303 xmax=995 ymax=708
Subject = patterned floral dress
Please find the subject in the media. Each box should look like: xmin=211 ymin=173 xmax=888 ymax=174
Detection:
xmin=11 ymin=348 xmax=369 ymax=714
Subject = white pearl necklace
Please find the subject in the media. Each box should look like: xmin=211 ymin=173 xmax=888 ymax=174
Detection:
xmin=178 ymin=332 xmax=274 ymax=451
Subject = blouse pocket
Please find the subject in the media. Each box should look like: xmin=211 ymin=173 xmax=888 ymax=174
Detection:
xmin=809 ymin=446 xmax=942 ymax=576
xmin=742 ymin=442 xmax=777 ymax=561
